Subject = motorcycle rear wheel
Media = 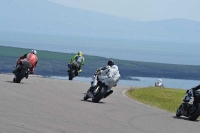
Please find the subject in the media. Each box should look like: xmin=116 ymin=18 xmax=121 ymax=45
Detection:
xmin=188 ymin=103 xmax=200 ymax=121
xmin=15 ymin=69 xmax=25 ymax=83
xmin=68 ymin=69 xmax=75 ymax=80
xmin=92 ymin=87 xmax=107 ymax=103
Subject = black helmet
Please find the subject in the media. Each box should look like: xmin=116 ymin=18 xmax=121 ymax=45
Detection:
xmin=107 ymin=60 xmax=114 ymax=66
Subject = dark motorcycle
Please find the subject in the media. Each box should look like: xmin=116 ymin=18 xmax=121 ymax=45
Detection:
xmin=83 ymin=75 xmax=113 ymax=103
xmin=68 ymin=62 xmax=79 ymax=80
xmin=176 ymin=90 xmax=200 ymax=121
xmin=13 ymin=62 xmax=31 ymax=83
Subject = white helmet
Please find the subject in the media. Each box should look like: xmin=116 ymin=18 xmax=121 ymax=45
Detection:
xmin=31 ymin=49 xmax=37 ymax=55
xmin=111 ymin=65 xmax=118 ymax=70
xmin=158 ymin=79 xmax=162 ymax=82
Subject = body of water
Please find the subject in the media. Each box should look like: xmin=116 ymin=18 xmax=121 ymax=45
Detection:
xmin=0 ymin=33 xmax=200 ymax=65
xmin=49 ymin=76 xmax=200 ymax=90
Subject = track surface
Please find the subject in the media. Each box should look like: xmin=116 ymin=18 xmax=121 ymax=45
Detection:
xmin=0 ymin=74 xmax=199 ymax=133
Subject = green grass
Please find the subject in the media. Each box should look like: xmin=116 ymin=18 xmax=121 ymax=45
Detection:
xmin=126 ymin=87 xmax=186 ymax=113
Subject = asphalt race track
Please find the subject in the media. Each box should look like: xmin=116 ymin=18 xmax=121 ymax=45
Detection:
xmin=0 ymin=74 xmax=199 ymax=133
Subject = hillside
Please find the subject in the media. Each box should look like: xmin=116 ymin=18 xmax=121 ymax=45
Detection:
xmin=1 ymin=46 xmax=200 ymax=80
xmin=0 ymin=0 xmax=200 ymax=43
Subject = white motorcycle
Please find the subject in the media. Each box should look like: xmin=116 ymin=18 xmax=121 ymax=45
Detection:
xmin=83 ymin=69 xmax=120 ymax=103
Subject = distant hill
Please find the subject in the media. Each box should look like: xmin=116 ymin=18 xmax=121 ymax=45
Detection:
xmin=1 ymin=46 xmax=200 ymax=80
xmin=0 ymin=0 xmax=200 ymax=43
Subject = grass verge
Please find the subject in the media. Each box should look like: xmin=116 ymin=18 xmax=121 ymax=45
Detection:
xmin=126 ymin=86 xmax=200 ymax=120
xmin=126 ymin=86 xmax=186 ymax=113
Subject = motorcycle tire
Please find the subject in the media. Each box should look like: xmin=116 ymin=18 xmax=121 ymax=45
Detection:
xmin=15 ymin=69 xmax=25 ymax=83
xmin=92 ymin=87 xmax=107 ymax=103
xmin=68 ymin=70 xmax=75 ymax=80
xmin=188 ymin=103 xmax=200 ymax=121
xmin=176 ymin=104 xmax=182 ymax=117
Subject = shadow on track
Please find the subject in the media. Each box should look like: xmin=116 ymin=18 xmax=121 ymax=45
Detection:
xmin=5 ymin=81 xmax=26 ymax=84
xmin=81 ymin=93 xmax=105 ymax=104
xmin=80 ymin=99 xmax=105 ymax=104
xmin=172 ymin=116 xmax=200 ymax=122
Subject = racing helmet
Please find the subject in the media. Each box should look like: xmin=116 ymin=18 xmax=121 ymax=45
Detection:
xmin=107 ymin=60 xmax=114 ymax=66
xmin=77 ymin=51 xmax=82 ymax=56
xmin=31 ymin=49 xmax=37 ymax=55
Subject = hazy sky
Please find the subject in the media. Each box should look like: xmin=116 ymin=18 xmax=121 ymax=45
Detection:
xmin=48 ymin=0 xmax=200 ymax=21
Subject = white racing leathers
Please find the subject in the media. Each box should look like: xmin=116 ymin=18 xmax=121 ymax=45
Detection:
xmin=92 ymin=66 xmax=120 ymax=89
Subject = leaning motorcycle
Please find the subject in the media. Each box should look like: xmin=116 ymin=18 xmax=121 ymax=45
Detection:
xmin=68 ymin=62 xmax=79 ymax=80
xmin=83 ymin=74 xmax=113 ymax=103
xmin=176 ymin=89 xmax=200 ymax=121
xmin=13 ymin=61 xmax=31 ymax=83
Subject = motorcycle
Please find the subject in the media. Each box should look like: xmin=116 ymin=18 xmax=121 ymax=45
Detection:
xmin=155 ymin=79 xmax=164 ymax=87
xmin=176 ymin=90 xmax=200 ymax=121
xmin=83 ymin=74 xmax=114 ymax=103
xmin=155 ymin=82 xmax=164 ymax=87
xmin=13 ymin=61 xmax=31 ymax=83
xmin=68 ymin=62 xmax=79 ymax=80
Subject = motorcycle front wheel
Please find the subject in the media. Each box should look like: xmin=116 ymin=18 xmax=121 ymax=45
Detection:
xmin=92 ymin=87 xmax=107 ymax=103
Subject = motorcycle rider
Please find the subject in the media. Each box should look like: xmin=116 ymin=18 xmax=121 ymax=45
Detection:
xmin=184 ymin=84 xmax=200 ymax=104
xmin=68 ymin=51 xmax=84 ymax=76
xmin=90 ymin=60 xmax=120 ymax=98
xmin=155 ymin=79 xmax=163 ymax=87
xmin=191 ymin=84 xmax=200 ymax=91
xmin=13 ymin=49 xmax=38 ymax=78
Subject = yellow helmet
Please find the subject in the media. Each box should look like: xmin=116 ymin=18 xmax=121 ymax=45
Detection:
xmin=77 ymin=51 xmax=82 ymax=56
